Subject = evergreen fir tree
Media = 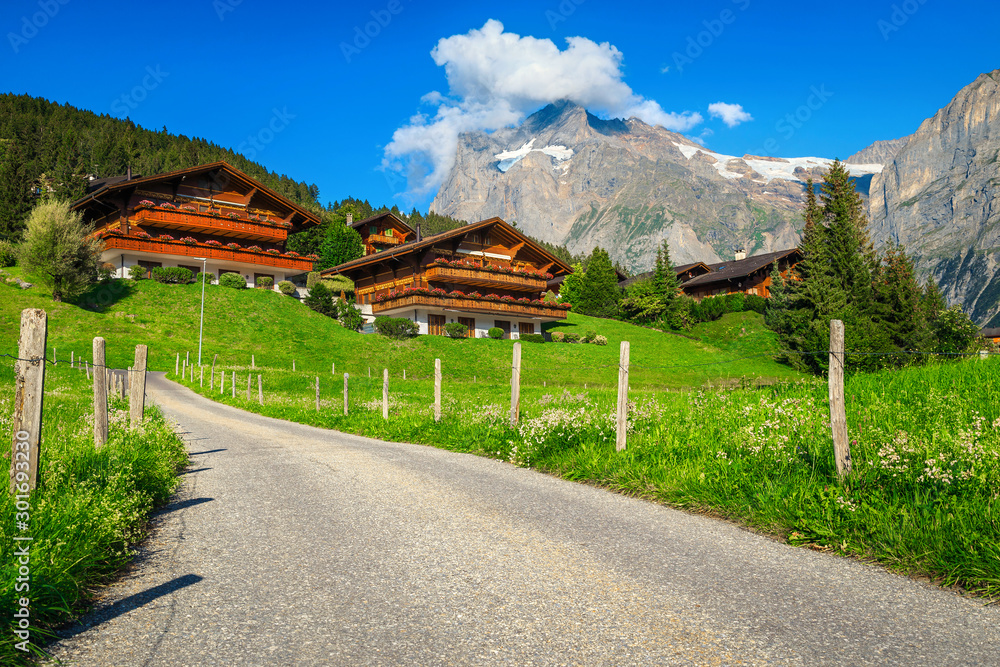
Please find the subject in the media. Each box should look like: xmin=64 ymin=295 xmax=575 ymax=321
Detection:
xmin=576 ymin=247 xmax=621 ymax=318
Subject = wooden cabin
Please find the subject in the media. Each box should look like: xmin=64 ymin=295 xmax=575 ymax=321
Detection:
xmin=73 ymin=162 xmax=321 ymax=287
xmin=617 ymin=262 xmax=712 ymax=291
xmin=349 ymin=212 xmax=416 ymax=255
xmin=323 ymin=217 xmax=574 ymax=338
xmin=680 ymin=249 xmax=801 ymax=300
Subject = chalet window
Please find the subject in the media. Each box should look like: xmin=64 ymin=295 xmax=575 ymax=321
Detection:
xmin=520 ymin=322 xmax=535 ymax=336
xmin=137 ymin=260 xmax=161 ymax=279
xmin=370 ymin=225 xmax=378 ymax=234
xmin=458 ymin=317 xmax=475 ymax=337
xmin=484 ymin=234 xmax=492 ymax=245
xmin=385 ymin=228 xmax=393 ymax=237
xmin=494 ymin=320 xmax=511 ymax=340
xmin=469 ymin=233 xmax=480 ymax=244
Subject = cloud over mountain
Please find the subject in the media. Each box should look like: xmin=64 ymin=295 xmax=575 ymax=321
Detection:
xmin=708 ymin=102 xmax=753 ymax=128
xmin=381 ymin=19 xmax=704 ymax=199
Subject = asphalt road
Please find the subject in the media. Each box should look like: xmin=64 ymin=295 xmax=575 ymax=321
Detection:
xmin=43 ymin=373 xmax=999 ymax=666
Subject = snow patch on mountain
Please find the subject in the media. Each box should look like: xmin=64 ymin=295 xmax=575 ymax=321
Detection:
xmin=672 ymin=142 xmax=883 ymax=183
xmin=495 ymin=138 xmax=574 ymax=172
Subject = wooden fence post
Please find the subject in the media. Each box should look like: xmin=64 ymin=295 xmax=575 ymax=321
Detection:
xmin=434 ymin=358 xmax=442 ymax=422
xmin=246 ymin=372 xmax=251 ymax=400
xmin=332 ymin=361 xmax=335 ymax=375
xmin=252 ymin=354 xmax=255 ymax=369
xmin=130 ymin=344 xmax=148 ymax=428
xmin=186 ymin=351 xmax=189 ymax=366
xmin=403 ymin=369 xmax=406 ymax=381
xmin=182 ymin=356 xmax=186 ymax=379
xmin=343 ymin=373 xmax=349 ymax=416
xmin=510 ymin=342 xmax=521 ymax=426
xmin=200 ymin=366 xmax=204 ymax=387
xmin=293 ymin=360 xmax=296 ymax=372
xmin=616 ymin=341 xmax=630 ymax=452
xmin=231 ymin=371 xmax=235 ymax=398
xmin=10 ymin=309 xmax=47 ymax=492
xmin=93 ymin=337 xmax=108 ymax=448
xmin=210 ymin=366 xmax=214 ymax=390
xmin=70 ymin=350 xmax=74 ymax=368
xmin=382 ymin=369 xmax=389 ymax=420
xmin=85 ymin=360 xmax=90 ymax=380
xmin=258 ymin=375 xmax=263 ymax=405
xmin=220 ymin=368 xmax=225 ymax=394
xmin=315 ymin=377 xmax=320 ymax=412
xmin=175 ymin=352 xmax=179 ymax=376
xmin=53 ymin=347 xmax=56 ymax=364
xmin=829 ymin=320 xmax=851 ymax=477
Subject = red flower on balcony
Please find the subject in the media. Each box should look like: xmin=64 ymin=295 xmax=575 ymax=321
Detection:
xmin=181 ymin=237 xmax=197 ymax=245
xmin=246 ymin=245 xmax=263 ymax=252
xmin=279 ymin=221 xmax=292 ymax=228
xmin=226 ymin=243 xmax=241 ymax=250
xmin=448 ymin=290 xmax=465 ymax=298
xmin=306 ymin=253 xmax=320 ymax=260
xmin=558 ymin=302 xmax=571 ymax=309
xmin=205 ymin=240 xmax=222 ymax=247
xmin=158 ymin=234 xmax=175 ymax=241
xmin=467 ymin=291 xmax=482 ymax=299
xmin=265 ymin=249 xmax=280 ymax=255
xmin=180 ymin=205 xmax=196 ymax=212
xmin=516 ymin=297 xmax=531 ymax=303
xmin=159 ymin=202 xmax=176 ymax=209
xmin=137 ymin=199 xmax=154 ymax=208
xmin=429 ymin=288 xmax=447 ymax=296
xmin=285 ymin=251 xmax=300 ymax=257
xmin=499 ymin=295 xmax=516 ymax=302
xmin=133 ymin=230 xmax=151 ymax=239
xmin=227 ymin=212 xmax=240 ymax=219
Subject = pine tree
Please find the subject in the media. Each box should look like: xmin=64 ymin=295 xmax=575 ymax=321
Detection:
xmin=576 ymin=247 xmax=621 ymax=318
xmin=652 ymin=239 xmax=681 ymax=300
xmin=559 ymin=263 xmax=585 ymax=307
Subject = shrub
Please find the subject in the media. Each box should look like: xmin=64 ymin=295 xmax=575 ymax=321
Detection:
xmin=337 ymin=299 xmax=365 ymax=332
xmin=542 ymin=289 xmax=558 ymax=303
xmin=487 ymin=327 xmax=504 ymax=340
xmin=303 ymin=281 xmax=335 ymax=316
xmin=0 ymin=240 xmax=17 ymax=267
xmin=580 ymin=330 xmax=597 ymax=343
xmin=256 ymin=276 xmax=273 ymax=289
xmin=374 ymin=316 xmax=418 ymax=339
xmin=444 ymin=322 xmax=468 ymax=339
xmin=98 ymin=262 xmax=116 ymax=282
xmin=219 ymin=272 xmax=247 ymax=289
xmin=150 ymin=266 xmax=193 ymax=284
xmin=277 ymin=280 xmax=296 ymax=296
xmin=563 ymin=332 xmax=580 ymax=343
xmin=128 ymin=264 xmax=146 ymax=280
xmin=551 ymin=331 xmax=565 ymax=342
xmin=520 ymin=333 xmax=545 ymax=343
xmin=196 ymin=272 xmax=214 ymax=285
xmin=306 ymin=271 xmax=322 ymax=289
xmin=724 ymin=292 xmax=746 ymax=313
xmin=323 ymin=274 xmax=355 ymax=298
xmin=592 ymin=334 xmax=608 ymax=346
xmin=744 ymin=294 xmax=766 ymax=314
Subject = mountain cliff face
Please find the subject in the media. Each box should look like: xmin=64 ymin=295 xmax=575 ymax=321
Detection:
xmin=432 ymin=101 xmax=879 ymax=271
xmin=869 ymin=71 xmax=1000 ymax=325
xmin=847 ymin=137 xmax=911 ymax=166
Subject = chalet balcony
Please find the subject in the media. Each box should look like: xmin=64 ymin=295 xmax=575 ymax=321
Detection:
xmin=368 ymin=233 xmax=403 ymax=246
xmin=102 ymin=235 xmax=315 ymax=271
xmin=371 ymin=291 xmax=570 ymax=320
xmin=132 ymin=208 xmax=289 ymax=242
xmin=424 ymin=265 xmax=547 ymax=292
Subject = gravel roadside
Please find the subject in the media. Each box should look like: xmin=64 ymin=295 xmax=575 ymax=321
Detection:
xmin=42 ymin=373 xmax=999 ymax=665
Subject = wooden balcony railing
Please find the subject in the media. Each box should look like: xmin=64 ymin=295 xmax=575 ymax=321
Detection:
xmin=132 ymin=208 xmax=289 ymax=241
xmin=103 ymin=235 xmax=315 ymax=271
xmin=367 ymin=233 xmax=403 ymax=245
xmin=424 ymin=265 xmax=547 ymax=291
xmin=371 ymin=293 xmax=569 ymax=319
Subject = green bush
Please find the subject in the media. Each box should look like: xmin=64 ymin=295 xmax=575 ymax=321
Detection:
xmin=592 ymin=334 xmax=608 ymax=346
xmin=337 ymin=299 xmax=364 ymax=332
xmin=0 ymin=240 xmax=17 ymax=267
xmin=724 ymin=292 xmax=746 ymax=313
xmin=150 ymin=266 xmax=193 ymax=284
xmin=563 ymin=332 xmax=580 ymax=343
xmin=580 ymin=330 xmax=597 ymax=343
xmin=520 ymin=333 xmax=545 ymax=343
xmin=277 ymin=280 xmax=296 ymax=295
xmin=487 ymin=327 xmax=504 ymax=340
xmin=306 ymin=271 xmax=322 ymax=289
xmin=374 ymin=316 xmax=418 ymax=339
xmin=323 ymin=274 xmax=355 ymax=298
xmin=128 ymin=264 xmax=146 ymax=280
xmin=196 ymin=272 xmax=214 ymax=285
xmin=444 ymin=322 xmax=468 ymax=339
xmin=744 ymin=294 xmax=766 ymax=314
xmin=551 ymin=331 xmax=565 ymax=342
xmin=542 ymin=289 xmax=558 ymax=303
xmin=219 ymin=272 xmax=247 ymax=289
xmin=256 ymin=276 xmax=273 ymax=289
xmin=303 ymin=281 xmax=335 ymax=316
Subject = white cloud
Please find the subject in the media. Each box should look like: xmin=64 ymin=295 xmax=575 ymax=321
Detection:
xmin=382 ymin=19 xmax=703 ymax=199
xmin=708 ymin=102 xmax=753 ymax=128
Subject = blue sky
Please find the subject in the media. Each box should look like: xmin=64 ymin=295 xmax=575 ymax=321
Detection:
xmin=2 ymin=0 xmax=997 ymax=211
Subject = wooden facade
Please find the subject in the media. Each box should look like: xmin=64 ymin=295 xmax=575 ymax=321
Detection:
xmin=324 ymin=217 xmax=573 ymax=338
xmin=680 ymin=249 xmax=801 ymax=300
xmin=350 ymin=212 xmax=416 ymax=255
xmin=73 ymin=162 xmax=321 ymax=286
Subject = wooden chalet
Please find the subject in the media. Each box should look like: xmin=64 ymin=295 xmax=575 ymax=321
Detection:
xmin=617 ymin=262 xmax=712 ymax=290
xmin=980 ymin=327 xmax=1000 ymax=346
xmin=679 ymin=248 xmax=801 ymax=300
xmin=73 ymin=162 xmax=321 ymax=286
xmin=349 ymin=211 xmax=416 ymax=255
xmin=323 ymin=217 xmax=574 ymax=338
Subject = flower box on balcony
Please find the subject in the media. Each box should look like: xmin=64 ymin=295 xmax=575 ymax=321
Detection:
xmin=159 ymin=202 xmax=176 ymax=209
xmin=226 ymin=243 xmax=241 ymax=250
xmin=205 ymin=240 xmax=222 ymax=247
xmin=181 ymin=237 xmax=197 ymax=245
xmin=247 ymin=245 xmax=263 ymax=252
xmin=265 ymin=249 xmax=280 ymax=255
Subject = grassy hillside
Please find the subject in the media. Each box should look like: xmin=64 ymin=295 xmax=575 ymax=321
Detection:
xmin=0 ymin=272 xmax=805 ymax=389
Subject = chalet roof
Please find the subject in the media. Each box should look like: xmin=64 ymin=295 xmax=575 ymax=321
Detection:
xmin=618 ymin=262 xmax=712 ymax=289
xmin=323 ymin=217 xmax=573 ymax=277
xmin=71 ymin=161 xmax=321 ymax=226
xmin=350 ymin=211 xmax=414 ymax=234
xmin=681 ymin=249 xmax=801 ymax=288
xmin=85 ymin=175 xmax=133 ymax=194
xmin=980 ymin=327 xmax=1000 ymax=338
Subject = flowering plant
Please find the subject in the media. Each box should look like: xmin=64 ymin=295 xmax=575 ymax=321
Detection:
xmin=226 ymin=242 xmax=241 ymax=249
xmin=246 ymin=245 xmax=263 ymax=252
xmin=466 ymin=291 xmax=482 ymax=299
xmin=306 ymin=253 xmax=320 ymax=260
xmin=484 ymin=293 xmax=500 ymax=301
xmin=158 ymin=202 xmax=176 ymax=209
xmin=499 ymin=295 xmax=516 ymax=302
xmin=285 ymin=251 xmax=300 ymax=257
xmin=158 ymin=234 xmax=175 ymax=241
xmin=279 ymin=221 xmax=292 ymax=228
xmin=558 ymin=302 xmax=572 ymax=309
xmin=429 ymin=288 xmax=447 ymax=296
xmin=137 ymin=199 xmax=154 ymax=208
xmin=516 ymin=297 xmax=531 ymax=303
xmin=180 ymin=205 xmax=196 ymax=212
xmin=448 ymin=290 xmax=465 ymax=298
xmin=265 ymin=248 xmax=280 ymax=255
xmin=227 ymin=212 xmax=240 ymax=219
xmin=181 ymin=237 xmax=197 ymax=245
xmin=133 ymin=230 xmax=151 ymax=238
xmin=205 ymin=240 xmax=222 ymax=246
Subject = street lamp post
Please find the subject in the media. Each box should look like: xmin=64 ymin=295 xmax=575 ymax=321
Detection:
xmin=195 ymin=257 xmax=207 ymax=365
